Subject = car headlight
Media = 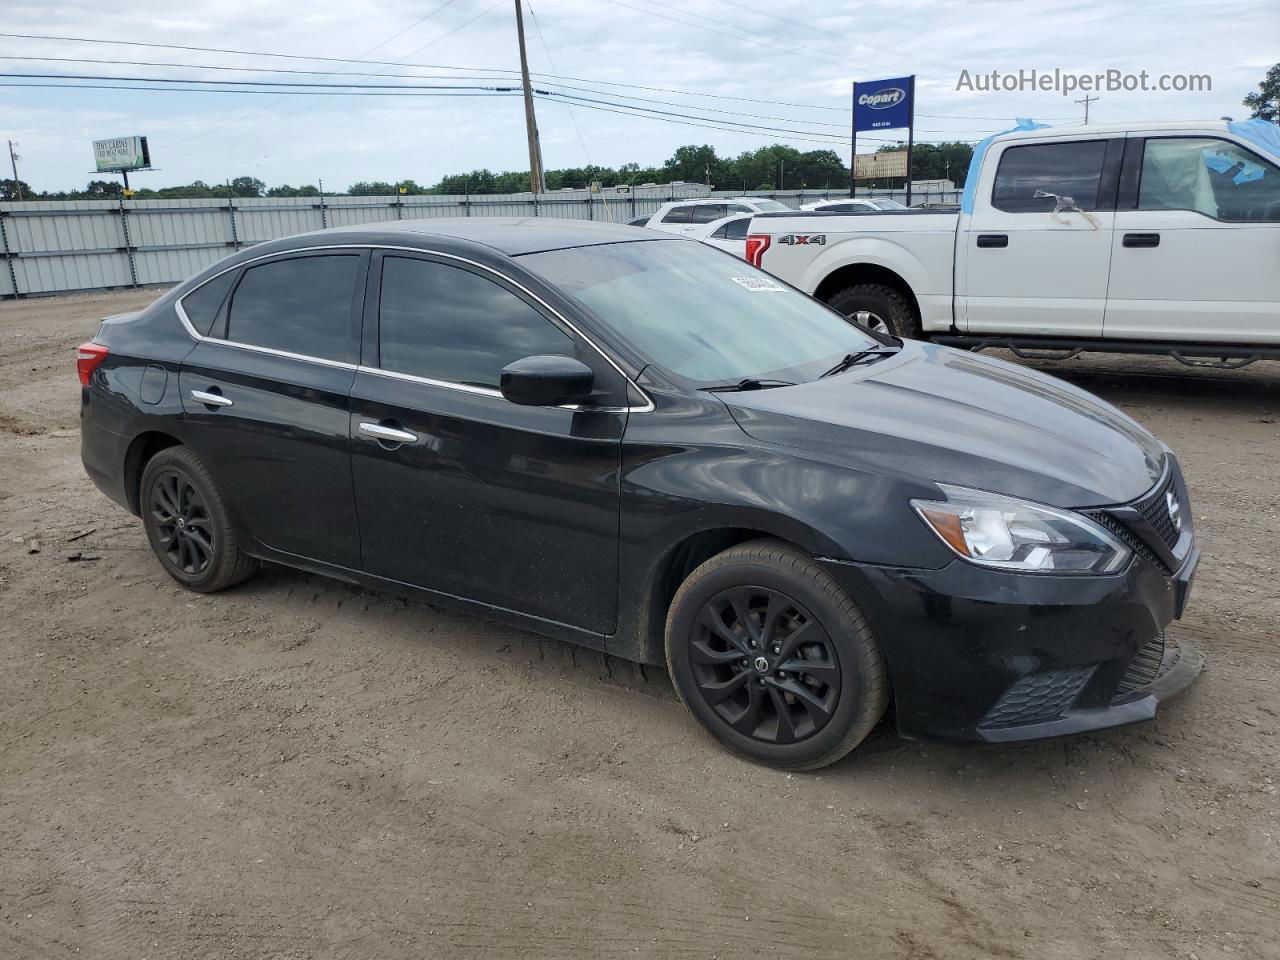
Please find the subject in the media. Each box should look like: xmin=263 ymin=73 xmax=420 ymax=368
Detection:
xmin=911 ymin=484 xmax=1131 ymax=575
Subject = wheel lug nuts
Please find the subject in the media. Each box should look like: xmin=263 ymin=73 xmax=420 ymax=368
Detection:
xmin=777 ymin=671 xmax=787 ymax=679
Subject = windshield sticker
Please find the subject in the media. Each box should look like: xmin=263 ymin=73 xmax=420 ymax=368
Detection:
xmin=731 ymin=276 xmax=786 ymax=293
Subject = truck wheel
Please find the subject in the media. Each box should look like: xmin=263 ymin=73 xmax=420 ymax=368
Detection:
xmin=827 ymin=283 xmax=919 ymax=339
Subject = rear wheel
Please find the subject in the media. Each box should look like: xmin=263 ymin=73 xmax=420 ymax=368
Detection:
xmin=827 ymin=282 xmax=919 ymax=339
xmin=665 ymin=539 xmax=888 ymax=770
xmin=140 ymin=446 xmax=258 ymax=593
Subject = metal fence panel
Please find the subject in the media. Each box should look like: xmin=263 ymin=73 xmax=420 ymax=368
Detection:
xmin=0 ymin=184 xmax=715 ymax=298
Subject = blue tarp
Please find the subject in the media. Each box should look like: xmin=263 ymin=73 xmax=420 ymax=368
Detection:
xmin=1227 ymin=117 xmax=1280 ymax=160
xmin=960 ymin=118 xmax=1049 ymax=214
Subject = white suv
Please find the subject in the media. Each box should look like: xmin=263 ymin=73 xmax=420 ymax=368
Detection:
xmin=637 ymin=197 xmax=792 ymax=237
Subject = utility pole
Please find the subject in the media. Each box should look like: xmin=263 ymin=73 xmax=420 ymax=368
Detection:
xmin=7 ymin=141 xmax=23 ymax=201
xmin=513 ymin=0 xmax=545 ymax=195
xmin=1076 ymin=94 xmax=1099 ymax=125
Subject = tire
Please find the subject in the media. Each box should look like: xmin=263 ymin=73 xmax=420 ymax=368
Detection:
xmin=139 ymin=446 xmax=259 ymax=593
xmin=827 ymin=283 xmax=920 ymax=339
xmin=665 ymin=539 xmax=888 ymax=770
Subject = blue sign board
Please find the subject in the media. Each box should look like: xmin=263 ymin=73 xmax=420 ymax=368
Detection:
xmin=853 ymin=76 xmax=914 ymax=132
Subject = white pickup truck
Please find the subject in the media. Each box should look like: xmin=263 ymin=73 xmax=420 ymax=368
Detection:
xmin=746 ymin=120 xmax=1280 ymax=365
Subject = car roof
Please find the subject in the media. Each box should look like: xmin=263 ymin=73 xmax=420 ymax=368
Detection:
xmin=299 ymin=216 xmax=674 ymax=256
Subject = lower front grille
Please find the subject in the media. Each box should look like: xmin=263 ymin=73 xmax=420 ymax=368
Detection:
xmin=978 ymin=667 xmax=1094 ymax=730
xmin=1112 ymin=633 xmax=1169 ymax=702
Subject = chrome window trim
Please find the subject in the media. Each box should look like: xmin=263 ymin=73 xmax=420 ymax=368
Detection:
xmin=173 ymin=243 xmax=655 ymax=414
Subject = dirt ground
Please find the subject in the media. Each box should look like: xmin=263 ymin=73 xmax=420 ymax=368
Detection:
xmin=1 ymin=287 xmax=1277 ymax=960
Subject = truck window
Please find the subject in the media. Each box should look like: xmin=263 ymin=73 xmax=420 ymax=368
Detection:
xmin=992 ymin=140 xmax=1109 ymax=213
xmin=1139 ymin=137 xmax=1280 ymax=222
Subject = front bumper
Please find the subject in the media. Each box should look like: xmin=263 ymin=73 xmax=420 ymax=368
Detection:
xmin=820 ymin=547 xmax=1202 ymax=743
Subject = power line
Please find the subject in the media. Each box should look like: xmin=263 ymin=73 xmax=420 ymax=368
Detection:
xmin=177 ymin=0 xmax=470 ymax=146
xmin=0 ymin=30 xmax=855 ymax=112
xmin=204 ymin=0 xmax=509 ymax=151
xmin=525 ymin=0 xmax=593 ymax=168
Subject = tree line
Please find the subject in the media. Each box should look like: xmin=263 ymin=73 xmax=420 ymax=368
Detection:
xmin=1 ymin=141 xmax=975 ymax=202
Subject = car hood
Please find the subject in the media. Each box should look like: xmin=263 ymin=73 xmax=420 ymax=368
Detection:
xmin=720 ymin=342 xmax=1166 ymax=507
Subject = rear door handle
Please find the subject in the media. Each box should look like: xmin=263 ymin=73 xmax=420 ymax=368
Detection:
xmin=975 ymin=234 xmax=1008 ymax=248
xmin=190 ymin=388 xmax=232 ymax=408
xmin=358 ymin=421 xmax=418 ymax=445
xmin=1123 ymin=232 xmax=1160 ymax=248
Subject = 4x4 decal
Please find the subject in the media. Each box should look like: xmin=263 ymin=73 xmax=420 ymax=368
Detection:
xmin=777 ymin=234 xmax=826 ymax=246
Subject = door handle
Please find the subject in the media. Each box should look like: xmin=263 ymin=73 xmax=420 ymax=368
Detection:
xmin=1123 ymin=232 xmax=1160 ymax=248
xmin=358 ymin=421 xmax=418 ymax=444
xmin=190 ymin=388 xmax=233 ymax=408
xmin=975 ymin=234 xmax=1008 ymax=248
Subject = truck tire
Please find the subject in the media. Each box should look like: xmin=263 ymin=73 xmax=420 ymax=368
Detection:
xmin=827 ymin=283 xmax=919 ymax=339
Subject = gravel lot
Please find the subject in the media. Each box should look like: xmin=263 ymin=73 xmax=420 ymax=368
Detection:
xmin=2 ymin=288 xmax=1277 ymax=959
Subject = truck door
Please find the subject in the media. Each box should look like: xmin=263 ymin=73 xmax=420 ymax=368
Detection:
xmin=1105 ymin=135 xmax=1280 ymax=344
xmin=959 ymin=136 xmax=1122 ymax=337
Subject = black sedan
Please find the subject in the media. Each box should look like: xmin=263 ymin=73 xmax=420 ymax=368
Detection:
xmin=78 ymin=218 xmax=1201 ymax=769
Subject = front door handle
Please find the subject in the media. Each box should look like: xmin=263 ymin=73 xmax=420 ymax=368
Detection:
xmin=358 ymin=421 xmax=418 ymax=445
xmin=1123 ymin=232 xmax=1160 ymax=248
xmin=976 ymin=234 xmax=1008 ymax=248
xmin=190 ymin=388 xmax=233 ymax=408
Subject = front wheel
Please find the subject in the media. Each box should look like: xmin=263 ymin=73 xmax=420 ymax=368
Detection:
xmin=827 ymin=283 xmax=919 ymax=339
xmin=665 ymin=540 xmax=888 ymax=770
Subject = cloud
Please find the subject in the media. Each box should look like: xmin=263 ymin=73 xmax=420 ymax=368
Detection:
xmin=1 ymin=0 xmax=1273 ymax=191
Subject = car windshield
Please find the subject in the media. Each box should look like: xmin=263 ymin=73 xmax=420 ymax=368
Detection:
xmin=520 ymin=240 xmax=884 ymax=384
xmin=751 ymin=200 xmax=791 ymax=212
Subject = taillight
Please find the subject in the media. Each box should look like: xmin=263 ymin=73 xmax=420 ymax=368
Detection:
xmin=745 ymin=233 xmax=771 ymax=268
xmin=76 ymin=343 xmax=109 ymax=386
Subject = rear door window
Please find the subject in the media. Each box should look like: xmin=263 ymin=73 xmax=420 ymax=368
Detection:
xmin=691 ymin=204 xmax=728 ymax=223
xmin=992 ymin=140 xmax=1109 ymax=213
xmin=377 ymin=257 xmax=575 ymax=390
xmin=660 ymin=206 xmax=693 ymax=224
xmin=225 ymin=255 xmax=361 ymax=362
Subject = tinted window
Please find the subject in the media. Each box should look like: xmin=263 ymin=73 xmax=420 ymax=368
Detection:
xmin=180 ymin=270 xmax=236 ymax=336
xmin=992 ymin=140 xmax=1109 ymax=212
xmin=226 ymin=255 xmax=359 ymax=362
xmin=1140 ymin=137 xmax=1280 ymax=222
xmin=723 ymin=217 xmax=751 ymax=240
xmin=378 ymin=257 xmax=574 ymax=389
xmin=661 ymin=206 xmax=693 ymax=224
xmin=691 ymin=204 xmax=728 ymax=223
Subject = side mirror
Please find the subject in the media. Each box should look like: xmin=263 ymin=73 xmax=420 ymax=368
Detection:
xmin=500 ymin=355 xmax=595 ymax=407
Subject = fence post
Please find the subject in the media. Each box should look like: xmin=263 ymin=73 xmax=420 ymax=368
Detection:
xmin=0 ymin=209 xmax=19 ymax=299
xmin=587 ymin=196 xmax=593 ymax=221
xmin=227 ymin=199 xmax=240 ymax=251
xmin=395 ymin=196 xmax=403 ymax=220
xmin=319 ymin=192 xmax=328 ymax=229
xmin=118 ymin=198 xmax=139 ymax=288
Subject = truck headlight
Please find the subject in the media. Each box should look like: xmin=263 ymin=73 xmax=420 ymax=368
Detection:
xmin=911 ymin=484 xmax=1131 ymax=575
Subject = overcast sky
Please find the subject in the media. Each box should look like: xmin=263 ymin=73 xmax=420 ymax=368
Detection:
xmin=2 ymin=0 xmax=1276 ymax=192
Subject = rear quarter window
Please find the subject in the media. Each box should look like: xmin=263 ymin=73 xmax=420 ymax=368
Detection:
xmin=179 ymin=270 xmax=237 ymax=336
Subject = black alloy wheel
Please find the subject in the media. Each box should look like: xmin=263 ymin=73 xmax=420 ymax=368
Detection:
xmin=665 ymin=539 xmax=888 ymax=770
xmin=150 ymin=469 xmax=215 ymax=576
xmin=690 ymin=586 xmax=840 ymax=744
xmin=140 ymin=446 xmax=259 ymax=593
